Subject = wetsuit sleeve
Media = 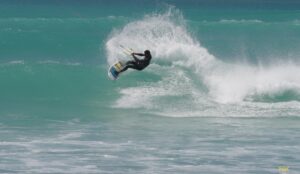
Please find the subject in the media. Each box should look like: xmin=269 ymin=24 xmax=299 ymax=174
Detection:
xmin=132 ymin=54 xmax=140 ymax=62
xmin=133 ymin=53 xmax=145 ymax=56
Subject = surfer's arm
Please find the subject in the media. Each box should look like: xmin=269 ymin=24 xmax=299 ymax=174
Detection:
xmin=131 ymin=53 xmax=144 ymax=61
xmin=133 ymin=53 xmax=145 ymax=56
xmin=131 ymin=53 xmax=140 ymax=61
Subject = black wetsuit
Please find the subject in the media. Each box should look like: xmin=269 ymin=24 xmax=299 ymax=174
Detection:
xmin=120 ymin=53 xmax=152 ymax=72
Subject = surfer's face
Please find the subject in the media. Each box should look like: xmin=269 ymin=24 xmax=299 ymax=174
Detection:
xmin=144 ymin=50 xmax=151 ymax=57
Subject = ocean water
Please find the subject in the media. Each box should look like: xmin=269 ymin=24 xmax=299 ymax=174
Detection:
xmin=1 ymin=0 xmax=300 ymax=173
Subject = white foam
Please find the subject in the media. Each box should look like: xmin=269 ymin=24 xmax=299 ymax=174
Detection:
xmin=205 ymin=63 xmax=300 ymax=103
xmin=114 ymin=66 xmax=193 ymax=109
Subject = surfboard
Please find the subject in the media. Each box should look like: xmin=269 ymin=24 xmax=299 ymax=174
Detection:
xmin=108 ymin=61 xmax=126 ymax=80
xmin=107 ymin=45 xmax=134 ymax=80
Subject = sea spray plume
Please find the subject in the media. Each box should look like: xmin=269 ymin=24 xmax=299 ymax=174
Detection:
xmin=105 ymin=8 xmax=215 ymax=111
xmin=105 ymin=7 xmax=215 ymax=68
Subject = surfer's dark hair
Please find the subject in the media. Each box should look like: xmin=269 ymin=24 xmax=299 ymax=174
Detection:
xmin=144 ymin=50 xmax=150 ymax=55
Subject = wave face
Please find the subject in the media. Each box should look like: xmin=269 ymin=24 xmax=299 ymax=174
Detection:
xmin=106 ymin=8 xmax=300 ymax=117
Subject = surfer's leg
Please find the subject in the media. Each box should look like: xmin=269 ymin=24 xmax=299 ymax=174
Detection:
xmin=120 ymin=61 xmax=138 ymax=72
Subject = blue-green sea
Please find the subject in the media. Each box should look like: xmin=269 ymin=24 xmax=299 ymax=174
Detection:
xmin=1 ymin=0 xmax=300 ymax=173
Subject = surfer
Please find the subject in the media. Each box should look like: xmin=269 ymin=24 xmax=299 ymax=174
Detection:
xmin=120 ymin=50 xmax=152 ymax=72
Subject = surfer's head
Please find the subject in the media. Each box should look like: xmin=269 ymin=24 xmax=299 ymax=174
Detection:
xmin=144 ymin=50 xmax=150 ymax=55
xmin=144 ymin=50 xmax=151 ymax=58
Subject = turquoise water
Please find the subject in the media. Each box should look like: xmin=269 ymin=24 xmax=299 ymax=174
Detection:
xmin=1 ymin=0 xmax=300 ymax=173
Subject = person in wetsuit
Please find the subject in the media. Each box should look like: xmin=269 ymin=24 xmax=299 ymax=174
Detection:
xmin=120 ymin=50 xmax=152 ymax=73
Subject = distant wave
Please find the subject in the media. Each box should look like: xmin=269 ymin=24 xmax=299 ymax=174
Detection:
xmin=0 ymin=60 xmax=82 ymax=66
xmin=219 ymin=19 xmax=263 ymax=24
xmin=0 ymin=60 xmax=25 ymax=66
xmin=193 ymin=19 xmax=265 ymax=25
xmin=293 ymin=19 xmax=300 ymax=25
xmin=0 ymin=16 xmax=129 ymax=23
xmin=193 ymin=19 xmax=300 ymax=26
xmin=37 ymin=60 xmax=82 ymax=66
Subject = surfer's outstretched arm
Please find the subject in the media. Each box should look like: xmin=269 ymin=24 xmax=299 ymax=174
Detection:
xmin=131 ymin=54 xmax=139 ymax=61
xmin=131 ymin=53 xmax=143 ymax=61
xmin=133 ymin=53 xmax=145 ymax=56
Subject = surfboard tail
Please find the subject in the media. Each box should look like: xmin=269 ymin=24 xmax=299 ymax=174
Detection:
xmin=108 ymin=61 xmax=126 ymax=80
